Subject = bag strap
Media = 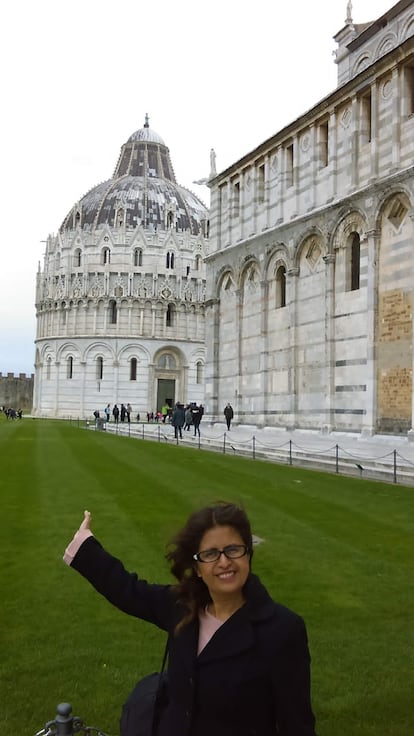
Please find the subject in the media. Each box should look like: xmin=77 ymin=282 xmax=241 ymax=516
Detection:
xmin=159 ymin=636 xmax=169 ymax=673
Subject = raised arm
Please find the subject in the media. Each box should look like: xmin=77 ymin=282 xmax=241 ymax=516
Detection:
xmin=63 ymin=511 xmax=175 ymax=631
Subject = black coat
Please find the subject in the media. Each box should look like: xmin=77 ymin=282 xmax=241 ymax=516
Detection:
xmin=171 ymin=405 xmax=185 ymax=427
xmin=71 ymin=537 xmax=317 ymax=736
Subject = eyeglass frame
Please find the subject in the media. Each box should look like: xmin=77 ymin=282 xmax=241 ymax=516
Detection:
xmin=193 ymin=544 xmax=250 ymax=563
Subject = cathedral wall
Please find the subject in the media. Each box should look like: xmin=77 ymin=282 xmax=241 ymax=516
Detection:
xmin=206 ymin=17 xmax=414 ymax=433
xmin=376 ymin=196 xmax=414 ymax=432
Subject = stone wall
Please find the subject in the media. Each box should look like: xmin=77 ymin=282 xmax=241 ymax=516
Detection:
xmin=0 ymin=373 xmax=34 ymax=412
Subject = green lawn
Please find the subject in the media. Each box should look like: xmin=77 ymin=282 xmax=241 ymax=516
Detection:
xmin=1 ymin=417 xmax=413 ymax=735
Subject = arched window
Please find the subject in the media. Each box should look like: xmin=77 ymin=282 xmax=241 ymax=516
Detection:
xmin=195 ymin=255 xmax=202 ymax=271
xmin=116 ymin=208 xmax=124 ymax=227
xmin=167 ymin=211 xmax=174 ymax=228
xmin=275 ymin=265 xmax=286 ymax=308
xmin=96 ymin=356 xmax=103 ymax=380
xmin=55 ymin=252 xmax=61 ymax=270
xmin=166 ymin=251 xmax=175 ymax=269
xmin=130 ymin=357 xmax=137 ymax=381
xmin=196 ymin=361 xmax=204 ymax=384
xmin=67 ymin=356 xmax=73 ymax=379
xmin=102 ymin=247 xmax=111 ymax=265
xmin=109 ymin=299 xmax=117 ymax=324
xmin=134 ymin=248 xmax=143 ymax=267
xmin=346 ymin=233 xmax=360 ymax=291
xmin=157 ymin=354 xmax=176 ymax=370
xmin=74 ymin=249 xmax=82 ymax=268
xmin=46 ymin=357 xmax=52 ymax=380
xmin=166 ymin=303 xmax=175 ymax=327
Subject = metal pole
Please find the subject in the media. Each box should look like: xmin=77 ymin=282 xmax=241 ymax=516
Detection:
xmin=223 ymin=432 xmax=226 ymax=454
xmin=289 ymin=440 xmax=292 ymax=465
xmin=393 ymin=449 xmax=397 ymax=484
xmin=336 ymin=444 xmax=339 ymax=473
xmin=252 ymin=436 xmax=256 ymax=460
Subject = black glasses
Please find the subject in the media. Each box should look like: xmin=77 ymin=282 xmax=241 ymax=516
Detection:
xmin=193 ymin=544 xmax=250 ymax=563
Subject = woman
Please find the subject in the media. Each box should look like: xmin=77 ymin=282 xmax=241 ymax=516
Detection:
xmin=63 ymin=502 xmax=317 ymax=735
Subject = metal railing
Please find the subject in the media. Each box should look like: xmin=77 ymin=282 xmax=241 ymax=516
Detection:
xmin=83 ymin=420 xmax=414 ymax=486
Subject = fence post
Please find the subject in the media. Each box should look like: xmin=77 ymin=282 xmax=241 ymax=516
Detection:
xmin=289 ymin=440 xmax=292 ymax=465
xmin=128 ymin=423 xmax=131 ymax=437
xmin=393 ymin=449 xmax=397 ymax=484
xmin=336 ymin=444 xmax=339 ymax=474
xmin=223 ymin=432 xmax=227 ymax=454
xmin=142 ymin=423 xmax=145 ymax=440
xmin=252 ymin=436 xmax=256 ymax=460
xmin=158 ymin=425 xmax=161 ymax=442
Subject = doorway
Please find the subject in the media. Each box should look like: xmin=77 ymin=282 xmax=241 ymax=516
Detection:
xmin=157 ymin=379 xmax=175 ymax=413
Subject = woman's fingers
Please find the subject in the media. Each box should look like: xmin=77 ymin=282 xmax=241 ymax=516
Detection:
xmin=80 ymin=509 xmax=92 ymax=530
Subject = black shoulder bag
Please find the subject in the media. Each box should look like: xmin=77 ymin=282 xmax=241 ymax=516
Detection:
xmin=120 ymin=637 xmax=169 ymax=736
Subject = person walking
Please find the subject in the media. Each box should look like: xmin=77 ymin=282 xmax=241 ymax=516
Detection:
xmin=104 ymin=404 xmax=111 ymax=423
xmin=126 ymin=403 xmax=132 ymax=423
xmin=112 ymin=404 xmax=120 ymax=424
xmin=224 ymin=403 xmax=234 ymax=431
xmin=161 ymin=403 xmax=170 ymax=423
xmin=184 ymin=405 xmax=193 ymax=431
xmin=171 ymin=402 xmax=185 ymax=439
xmin=63 ymin=502 xmax=317 ymax=736
xmin=191 ymin=403 xmax=202 ymax=437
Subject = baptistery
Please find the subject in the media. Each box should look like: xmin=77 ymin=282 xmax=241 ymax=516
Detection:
xmin=33 ymin=117 xmax=209 ymax=419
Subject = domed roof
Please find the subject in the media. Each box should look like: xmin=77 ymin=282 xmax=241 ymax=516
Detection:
xmin=60 ymin=115 xmax=207 ymax=235
xmin=127 ymin=115 xmax=166 ymax=145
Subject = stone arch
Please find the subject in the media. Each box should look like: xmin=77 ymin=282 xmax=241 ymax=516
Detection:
xmin=153 ymin=344 xmax=185 ymax=364
xmin=352 ymin=53 xmax=372 ymax=77
xmin=56 ymin=342 xmax=80 ymax=362
xmin=400 ymin=15 xmax=414 ymax=42
xmin=118 ymin=343 xmax=151 ymax=364
xmin=239 ymin=258 xmax=260 ymax=292
xmin=83 ymin=342 xmax=116 ymax=362
xmin=294 ymin=226 xmax=326 ymax=269
xmin=374 ymin=186 xmax=412 ymax=231
xmin=332 ymin=210 xmax=367 ymax=251
xmin=374 ymin=32 xmax=397 ymax=59
xmin=216 ymin=266 xmax=236 ymax=300
xmin=264 ymin=242 xmax=289 ymax=277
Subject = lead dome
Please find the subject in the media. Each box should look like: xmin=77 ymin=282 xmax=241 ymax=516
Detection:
xmin=61 ymin=115 xmax=207 ymax=235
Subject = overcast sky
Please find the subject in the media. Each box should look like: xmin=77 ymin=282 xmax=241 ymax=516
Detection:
xmin=0 ymin=0 xmax=392 ymax=375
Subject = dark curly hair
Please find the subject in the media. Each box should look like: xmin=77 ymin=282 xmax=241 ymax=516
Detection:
xmin=166 ymin=501 xmax=253 ymax=632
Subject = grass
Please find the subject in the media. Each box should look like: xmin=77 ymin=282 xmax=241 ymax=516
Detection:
xmin=1 ymin=416 xmax=413 ymax=735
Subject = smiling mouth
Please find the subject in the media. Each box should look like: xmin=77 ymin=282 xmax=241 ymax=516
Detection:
xmin=217 ymin=571 xmax=235 ymax=579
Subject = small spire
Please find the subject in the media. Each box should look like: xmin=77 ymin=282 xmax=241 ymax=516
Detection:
xmin=144 ymin=113 xmax=150 ymax=128
xmin=346 ymin=0 xmax=353 ymax=24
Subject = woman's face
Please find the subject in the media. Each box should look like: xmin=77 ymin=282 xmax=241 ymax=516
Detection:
xmin=194 ymin=525 xmax=250 ymax=601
